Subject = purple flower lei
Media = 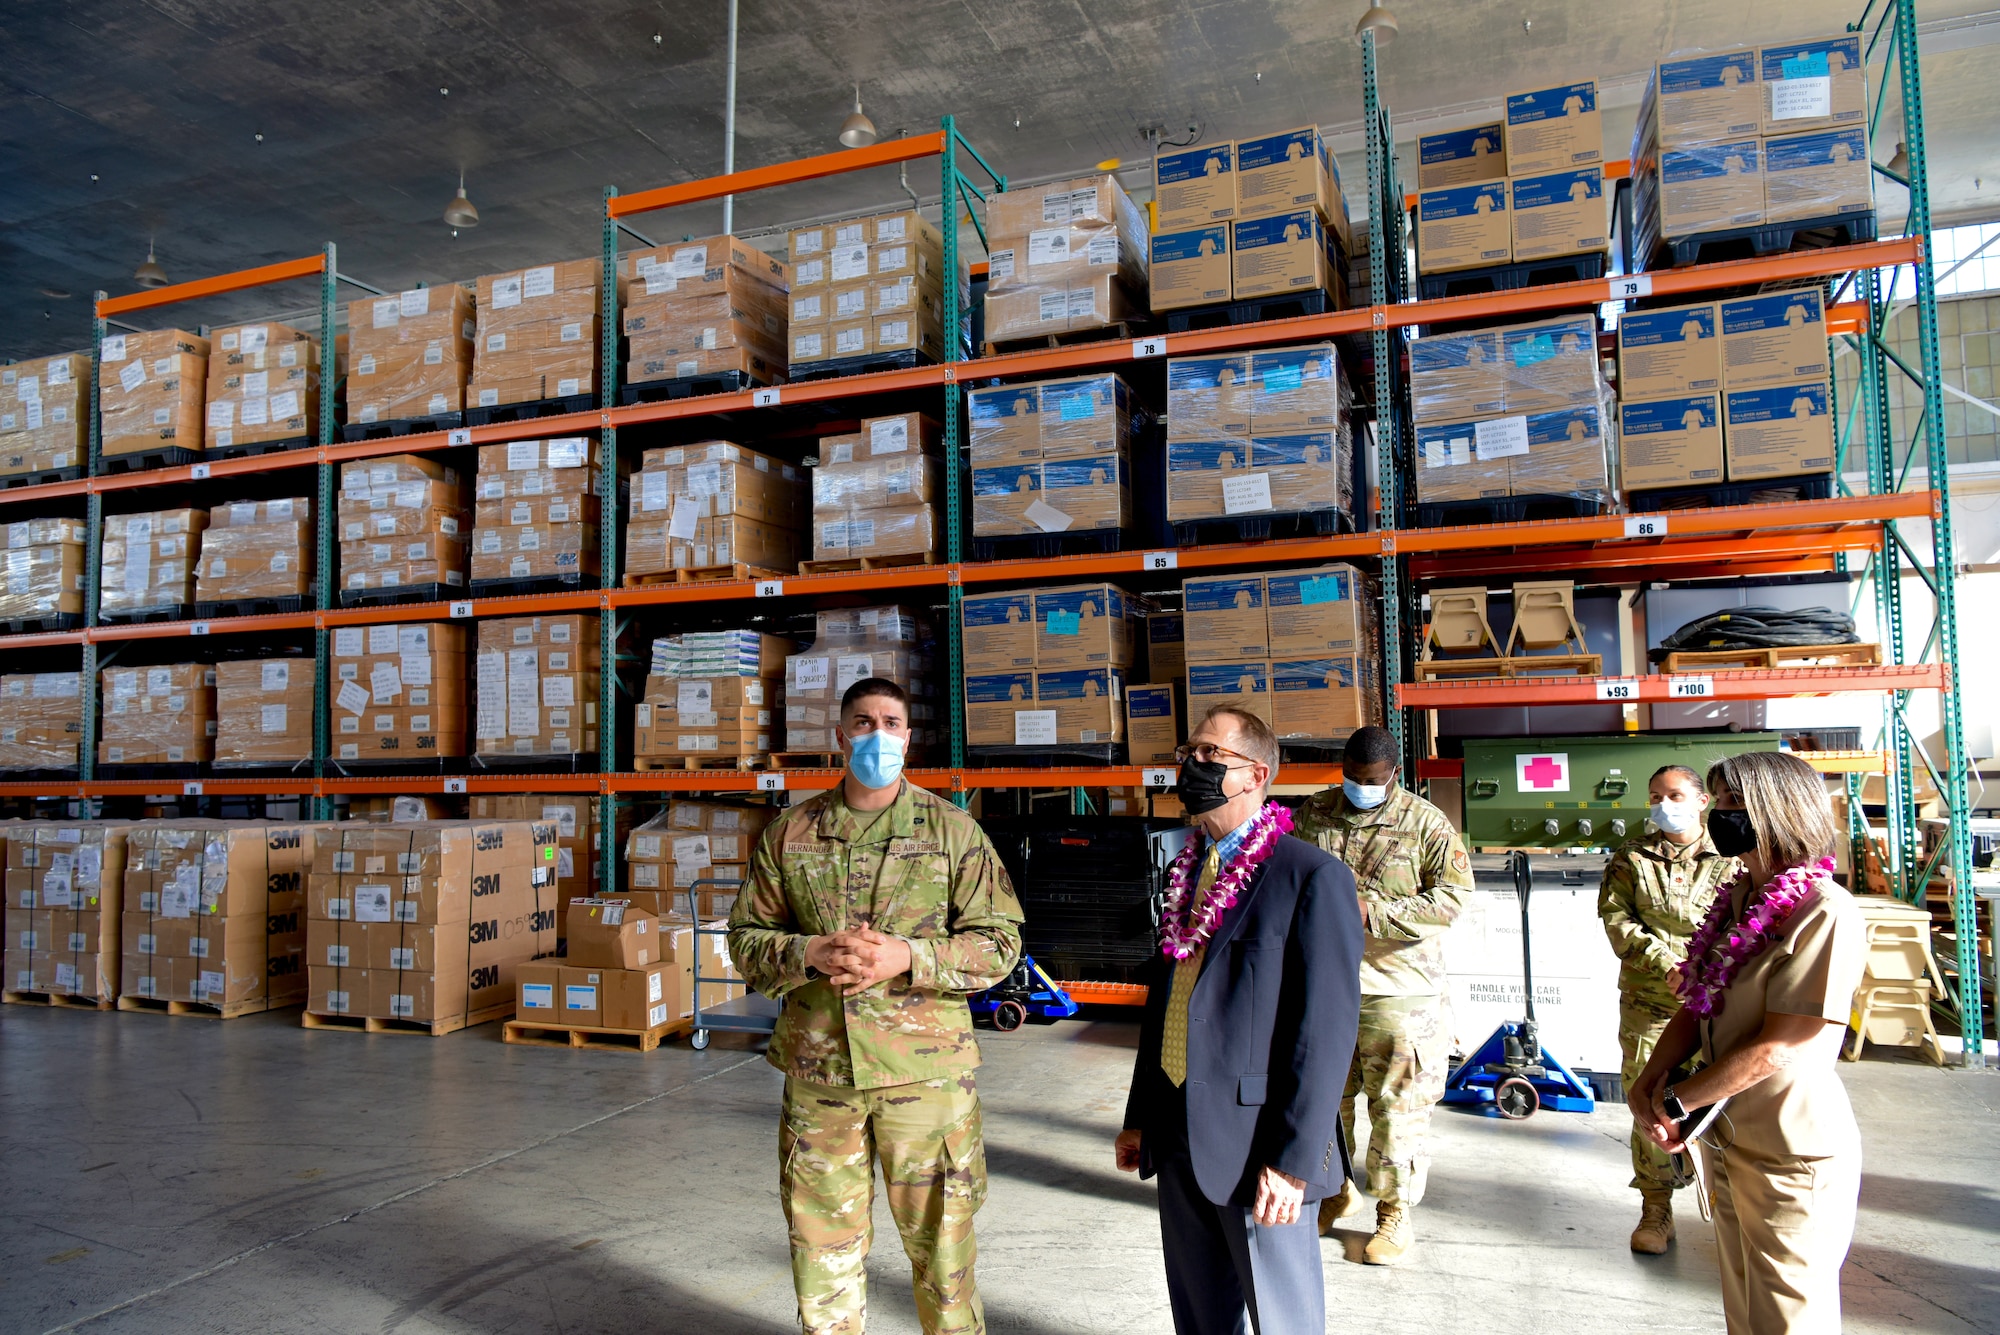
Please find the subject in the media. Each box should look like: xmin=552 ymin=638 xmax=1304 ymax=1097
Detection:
xmin=1673 ymin=855 xmax=1835 ymax=1018
xmin=1159 ymin=801 xmax=1294 ymax=960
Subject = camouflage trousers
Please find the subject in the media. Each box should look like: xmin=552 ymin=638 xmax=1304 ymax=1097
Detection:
xmin=1619 ymin=985 xmax=1686 ymax=1193
xmin=1341 ymin=993 xmax=1449 ymax=1207
xmin=779 ymin=1073 xmax=988 ymax=1335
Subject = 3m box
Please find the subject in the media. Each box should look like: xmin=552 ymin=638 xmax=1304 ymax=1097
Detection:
xmin=1649 ymin=49 xmax=1762 ymax=147
xmin=1033 ymin=584 xmax=1136 ymax=669
xmin=1720 ymin=289 xmax=1828 ymax=389
xmin=1619 ymin=301 xmax=1722 ymax=397
xmin=965 ymin=672 xmax=1037 ymax=746
xmin=1649 ymin=139 xmax=1763 ymax=236
xmin=1417 ymin=124 xmax=1507 ymax=189
xmin=1725 ymin=379 xmax=1834 ymax=479
xmin=1235 ymin=126 xmax=1338 ymax=225
xmin=1231 ymin=211 xmax=1331 ymax=299
xmin=1759 ymin=36 xmax=1867 ymax=135
xmin=1150 ymin=226 xmax=1232 ymax=312
xmin=1187 ymin=661 xmax=1272 ymax=727
xmin=1126 ymin=682 xmax=1178 ymax=763
xmin=1154 ymin=141 xmax=1237 ymax=230
xmin=1146 ymin=611 xmax=1186 ymax=681
xmin=1762 ymin=127 xmax=1872 ymax=224
xmin=1505 ymin=81 xmax=1602 ymax=175
xmin=1265 ymin=566 xmax=1372 ymax=657
xmin=1031 ymin=667 xmax=1125 ymax=744
xmin=1417 ymin=182 xmax=1510 ymax=274
xmin=1620 ymin=394 xmax=1725 ymax=489
xmin=1184 ymin=575 xmax=1267 ymax=661
xmin=1271 ymin=655 xmax=1377 ymax=740
xmin=1509 ymin=169 xmax=1607 ymax=262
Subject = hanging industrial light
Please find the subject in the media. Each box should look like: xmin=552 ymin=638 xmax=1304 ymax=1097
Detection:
xmin=1886 ymin=141 xmax=1910 ymax=178
xmin=443 ymin=173 xmax=480 ymax=228
xmin=1353 ymin=3 xmax=1398 ymax=43
xmin=133 ymin=239 xmax=168 ymax=288
xmin=838 ymin=86 xmax=879 ymax=149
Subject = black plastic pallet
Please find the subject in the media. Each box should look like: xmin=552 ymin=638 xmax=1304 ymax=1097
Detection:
xmin=620 ymin=371 xmax=765 ymax=404
xmin=469 ymin=752 xmax=598 ymax=774
xmin=1171 ymin=507 xmax=1356 ymax=548
xmin=328 ymin=757 xmax=454 ymax=777
xmin=0 ymin=611 xmax=81 ymax=635
xmin=967 ymin=744 xmax=1129 ymax=769
xmin=1163 ymin=289 xmax=1334 ymax=335
xmin=1413 ymin=493 xmax=1608 ymax=528
xmin=1642 ymin=210 xmax=1878 ymax=272
xmin=97 ymin=604 xmax=195 ymax=625
xmin=1417 ymin=251 xmax=1608 ymax=302
xmin=209 ymin=761 xmax=316 ymax=777
xmin=788 ymin=349 xmax=941 ymax=383
xmin=205 ymin=435 xmax=312 ymax=460
xmin=95 ymin=763 xmax=206 ymax=781
xmin=468 ymin=575 xmax=596 ymax=599
xmin=193 ymin=595 xmax=309 ymax=621
xmin=970 ymin=529 xmax=1124 ymax=562
xmin=6 ymin=768 xmax=80 ymax=784
xmin=1277 ymin=739 xmax=1366 ymax=765
xmin=338 ymin=583 xmax=459 ymax=609
xmin=462 ymin=393 xmax=599 ymax=428
xmin=0 ymin=464 xmax=84 ymax=490
xmin=99 ymin=447 xmax=200 ymax=474
xmin=1628 ymin=471 xmax=1834 ymax=514
xmin=338 ymin=411 xmax=464 ymax=443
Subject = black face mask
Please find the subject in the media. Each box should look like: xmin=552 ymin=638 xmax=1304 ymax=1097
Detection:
xmin=1707 ymin=808 xmax=1758 ymax=857
xmin=1178 ymin=756 xmax=1234 ymax=815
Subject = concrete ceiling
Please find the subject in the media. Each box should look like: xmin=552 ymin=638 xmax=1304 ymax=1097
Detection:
xmin=5 ymin=0 xmax=2000 ymax=362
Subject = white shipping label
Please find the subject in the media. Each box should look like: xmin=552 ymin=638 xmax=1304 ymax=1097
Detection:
xmin=476 ymin=651 xmax=507 ymax=739
xmin=989 ymin=249 xmax=1016 ymax=282
xmin=270 ymin=390 xmax=299 ymax=420
xmin=668 ymin=496 xmax=700 ymax=541
xmin=492 ymin=275 xmax=522 ymax=308
xmin=869 ymin=418 xmax=908 ymax=454
xmin=671 ymin=243 xmax=708 ymax=277
xmin=400 ymin=286 xmax=431 ymax=317
xmin=686 ymin=461 xmax=723 ymax=497
xmin=244 ymin=370 xmax=270 ymax=397
xmin=240 ymin=325 xmax=269 ymax=352
xmin=508 ymin=440 xmax=540 ymax=470
xmin=333 ymin=627 xmax=364 ymax=656
xmin=337 ymin=681 xmax=370 ymax=716
xmin=1771 ymin=76 xmax=1832 ymax=120
xmin=1024 ymin=499 xmax=1075 ymax=532
xmin=1474 ymin=415 xmax=1530 ymax=461
xmin=101 ymin=334 xmax=127 ymax=361
xmin=641 ymin=472 xmax=670 ymax=512
xmin=547 ymin=437 xmax=587 ymax=469
xmin=119 ymin=360 xmax=146 ymax=392
xmin=261 ymin=661 xmax=291 ymax=691
xmin=508 ymin=649 xmax=541 ymax=736
xmin=1014 ymin=710 xmax=1059 ymax=745
xmin=1086 ymin=232 xmax=1121 ymax=265
xmin=793 ymin=656 xmax=830 ymax=692
xmin=1028 ymin=228 xmax=1072 ymax=266
xmin=1423 ymin=437 xmax=1473 ymax=469
xmin=1221 ymin=472 xmax=1275 ymax=515
xmin=522 ymin=265 xmax=556 ymax=299
xmin=831 ymin=244 xmax=870 ymax=281
xmin=371 ymin=663 xmax=402 ymax=701
xmin=368 ymin=625 xmax=397 ymax=655
xmin=354 ymin=884 xmax=393 ymax=922
xmin=542 ymin=675 xmax=575 ymax=707
xmin=678 ymin=681 xmax=712 ymax=714
xmin=834 ymin=655 xmax=875 ymax=692
xmin=400 ymin=652 xmax=432 ymax=687
xmin=261 ymin=704 xmax=288 ymax=733
xmin=672 ymin=835 xmax=710 ymax=867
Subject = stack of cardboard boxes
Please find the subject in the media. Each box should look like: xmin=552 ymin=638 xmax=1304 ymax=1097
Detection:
xmin=984 ymin=175 xmax=1149 ymax=340
xmin=121 ymin=822 xmax=315 ymax=1012
xmin=0 ymin=517 xmax=86 ymax=625
xmin=1163 ymin=343 xmax=1353 ymax=523
xmin=625 ymin=800 xmax=774 ymax=904
xmin=634 ymin=631 xmax=790 ymax=767
xmin=337 ymin=455 xmax=469 ymax=599
xmin=205 ymin=322 xmax=319 ymax=451
xmin=962 ymin=583 xmax=1138 ymax=752
xmin=470 ymin=793 xmax=600 ymax=937
xmin=99 ymin=663 xmax=216 ymax=766
xmin=626 ymin=440 xmax=806 ymax=577
xmin=347 ymin=285 xmax=477 ymax=426
xmin=214 ymin=658 xmax=315 ymax=767
xmin=1150 ymin=129 xmax=1352 ymax=313
xmin=194 ymin=497 xmax=312 ymax=612
xmin=1126 ymin=611 xmax=1189 ymax=764
xmin=471 ymin=258 xmax=614 ymax=409
xmin=101 ymin=508 xmax=206 ymax=618
xmin=787 ymin=211 xmax=961 ymax=368
xmin=6 ymin=823 xmax=128 ymax=1002
xmin=620 ymin=236 xmax=790 ymax=386
xmin=1618 ymin=288 xmax=1834 ymax=489
xmin=1410 ymin=314 xmax=1614 ymax=504
xmin=475 ymin=614 xmax=600 ymax=762
xmin=811 ymin=411 xmax=942 ymax=562
xmin=1180 ymin=565 xmax=1382 ymax=742
xmin=516 ymin=896 xmax=680 ymax=1033
xmin=306 ymin=820 xmax=558 ymax=1028
xmin=1632 ymin=36 xmax=1871 ymax=260
xmin=97 ymin=330 xmax=208 ymax=461
xmin=0 ymin=672 xmax=83 ymax=770
xmin=970 ymin=378 xmax=1134 ymax=540
xmin=1416 ymin=82 xmax=1606 ymax=274
xmin=784 ymin=605 xmax=935 ymax=757
xmin=0 ymin=352 xmax=90 ymax=477
xmin=470 ymin=437 xmax=602 ymax=587
xmin=331 ymin=623 xmax=467 ymax=763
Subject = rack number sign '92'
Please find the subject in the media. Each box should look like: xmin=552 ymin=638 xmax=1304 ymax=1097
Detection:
xmin=1141 ymin=767 xmax=1177 ymax=788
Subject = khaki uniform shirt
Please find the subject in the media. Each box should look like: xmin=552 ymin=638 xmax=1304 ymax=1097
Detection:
xmin=1698 ymin=872 xmax=1866 ymax=1159
xmin=1292 ymin=784 xmax=1473 ymax=996
xmin=1597 ymin=832 xmax=1740 ymax=995
xmin=727 ymin=781 xmax=1024 ymax=1091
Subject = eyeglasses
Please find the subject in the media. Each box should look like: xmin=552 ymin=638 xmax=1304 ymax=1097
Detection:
xmin=1174 ymin=743 xmax=1257 ymax=767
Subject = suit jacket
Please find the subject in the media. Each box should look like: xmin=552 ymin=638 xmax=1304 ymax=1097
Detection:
xmin=1123 ymin=832 xmax=1364 ymax=1207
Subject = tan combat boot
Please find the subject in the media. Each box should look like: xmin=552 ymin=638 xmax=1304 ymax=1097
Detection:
xmin=1630 ymin=1190 xmax=1675 ymax=1254
xmin=1317 ymin=1181 xmax=1364 ymax=1235
xmin=1363 ymin=1202 xmax=1413 ymax=1265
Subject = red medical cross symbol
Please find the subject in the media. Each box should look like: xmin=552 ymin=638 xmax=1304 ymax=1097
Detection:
xmin=1521 ymin=755 xmax=1566 ymax=789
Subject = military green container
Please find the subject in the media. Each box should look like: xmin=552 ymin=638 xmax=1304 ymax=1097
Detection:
xmin=1460 ymin=732 xmax=1780 ymax=849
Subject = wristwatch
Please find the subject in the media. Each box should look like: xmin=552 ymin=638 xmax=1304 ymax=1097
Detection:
xmin=1660 ymin=1086 xmax=1688 ymax=1122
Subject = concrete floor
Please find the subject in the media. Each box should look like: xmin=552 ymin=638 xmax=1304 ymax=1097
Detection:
xmin=2 ymin=1007 xmax=1995 ymax=1335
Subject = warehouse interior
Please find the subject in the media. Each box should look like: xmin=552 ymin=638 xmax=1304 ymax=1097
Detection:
xmin=5 ymin=0 xmax=2000 ymax=1332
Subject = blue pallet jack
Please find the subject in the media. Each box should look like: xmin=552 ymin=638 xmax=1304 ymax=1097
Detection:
xmin=969 ymin=955 xmax=1079 ymax=1031
xmin=1443 ymin=851 xmax=1597 ymax=1119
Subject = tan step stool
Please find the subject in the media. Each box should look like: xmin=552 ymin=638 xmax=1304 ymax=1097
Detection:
xmin=1425 ymin=586 xmax=1499 ymax=658
xmin=1845 ymin=978 xmax=1947 ymax=1066
xmin=1506 ymin=580 xmax=1588 ymax=655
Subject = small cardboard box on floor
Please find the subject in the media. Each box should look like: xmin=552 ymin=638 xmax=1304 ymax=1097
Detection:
xmin=518 ymin=958 xmax=678 ymax=1032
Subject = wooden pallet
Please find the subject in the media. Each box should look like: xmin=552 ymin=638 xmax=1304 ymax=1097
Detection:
xmin=622 ymin=563 xmax=786 ymax=588
xmin=3 ymin=989 xmax=114 ymax=1011
xmin=983 ymin=321 xmax=1138 ymax=359
xmin=796 ymin=552 xmax=936 ymax=576
xmin=1659 ymin=642 xmax=1881 ymax=672
xmin=300 ymin=999 xmax=511 ymax=1037
xmin=771 ymin=752 xmax=842 ymax=770
xmin=501 ymin=1017 xmax=692 ymax=1052
xmin=632 ymin=754 xmax=769 ymax=771
xmin=1413 ymin=653 xmax=1603 ymax=682
xmin=117 ymin=994 xmax=299 ymax=1020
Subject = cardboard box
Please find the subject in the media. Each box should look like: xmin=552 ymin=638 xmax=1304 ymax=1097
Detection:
xmin=558 ymin=965 xmax=604 ymax=1026
xmin=1720 ymin=289 xmax=1828 ymax=389
xmin=961 ymin=591 xmax=1038 ymax=671
xmin=565 ymin=897 xmax=660 ymax=969
xmin=517 ymin=960 xmax=562 ymax=1018
xmin=1041 ymin=456 xmax=1130 ymax=533
xmin=1505 ymin=81 xmax=1602 ymax=175
xmin=1126 ymin=682 xmax=1179 ymax=763
xmin=968 ymin=384 xmax=1040 ymax=466
xmin=1147 ymin=612 xmax=1187 ymax=682
xmin=1154 ymin=141 xmax=1238 ymax=230
xmin=1759 ymin=35 xmax=1867 ymax=135
xmin=1184 ymin=574 xmax=1268 ymax=661
xmin=1031 ymin=668 xmax=1125 ymax=745
xmin=1649 ymin=49 xmax=1762 ymax=148
xmin=1038 ymin=375 xmax=1132 ymax=461
xmin=1762 ymin=127 xmax=1873 ymax=224
xmin=1187 ymin=661 xmax=1273 ymax=727
xmin=1150 ymin=226 xmax=1232 ymax=312
xmin=1647 ymin=139 xmax=1763 ymax=238
xmin=1235 ymin=126 xmax=1335 ymax=222
xmin=1410 ymin=330 xmax=1506 ymax=425
xmin=1511 ymin=402 xmax=1613 ymax=498
xmin=1249 ymin=344 xmax=1341 ymax=434
xmin=963 ymin=672 xmax=1037 ymax=746
xmin=1618 ymin=301 xmax=1722 ymax=397
xmin=1167 ymin=355 xmax=1252 ymax=439
xmin=1724 ymin=379 xmax=1835 ymax=479
xmin=1271 ymin=655 xmax=1377 ymax=740
xmin=1033 ymin=584 xmax=1136 ymax=669
xmin=811 ymin=504 xmax=936 ymax=562
xmin=601 ymin=962 xmax=675 ymax=1031
xmin=1163 ymin=439 xmax=1252 ymax=523
xmin=1232 ymin=211 xmax=1331 ymax=299
xmin=1509 ymin=169 xmax=1608 ymax=262
xmin=1265 ymin=565 xmax=1372 ymax=657
xmin=1417 ymin=182 xmax=1510 ymax=274
xmin=1417 ymin=123 xmax=1508 ymax=189
xmin=1621 ymin=393 xmax=1725 ymax=490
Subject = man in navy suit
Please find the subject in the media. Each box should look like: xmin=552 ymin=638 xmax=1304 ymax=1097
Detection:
xmin=1116 ymin=704 xmax=1364 ymax=1335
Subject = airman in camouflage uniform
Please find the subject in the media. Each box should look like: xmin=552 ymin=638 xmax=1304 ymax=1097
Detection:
xmin=729 ymin=777 xmax=1024 ymax=1335
xmin=1293 ymin=743 xmax=1474 ymax=1267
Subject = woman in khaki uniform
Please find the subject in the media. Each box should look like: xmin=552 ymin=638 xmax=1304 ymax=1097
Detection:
xmin=1626 ymin=751 xmax=1867 ymax=1335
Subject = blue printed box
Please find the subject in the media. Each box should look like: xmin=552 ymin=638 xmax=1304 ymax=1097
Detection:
xmin=1184 ymin=574 xmax=1268 ymax=660
xmin=1417 ymin=182 xmax=1509 ymax=273
xmin=1266 ymin=565 xmax=1374 ymax=657
xmin=1504 ymin=80 xmax=1601 ymax=175
xmin=1653 ymin=49 xmax=1761 ymax=147
xmin=1763 ymin=126 xmax=1873 ymax=222
xmin=1167 ymin=354 xmax=1252 ymax=437
xmin=1187 ymin=661 xmax=1272 ymax=728
xmin=965 ymin=671 xmax=1036 ymax=745
xmin=1508 ymin=168 xmax=1606 ymax=262
xmin=1270 ymin=655 xmax=1374 ymax=740
xmin=960 ymin=591 xmax=1036 ymax=669
xmin=967 ymin=383 xmax=1039 ymax=465
xmin=1155 ymin=140 xmax=1237 ymax=229
xmin=1151 ymin=225 xmax=1232 ymax=310
xmin=1619 ymin=394 xmax=1723 ymax=488
xmin=1034 ymin=584 xmax=1135 ymax=669
xmin=1231 ymin=210 xmax=1332 ymax=298
xmin=1418 ymin=123 xmax=1507 ymax=190
xmin=1618 ymin=301 xmax=1721 ymax=397
xmin=1033 ymin=667 xmax=1125 ymax=744
xmin=1038 ymin=374 xmax=1132 ymax=460
xmin=1725 ymin=381 xmax=1833 ymax=478
xmin=1236 ymin=126 xmax=1336 ymax=226
xmin=1720 ymin=289 xmax=1827 ymax=389
xmin=1125 ymin=681 xmax=1179 ymax=763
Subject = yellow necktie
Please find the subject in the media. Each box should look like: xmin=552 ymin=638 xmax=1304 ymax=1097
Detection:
xmin=1161 ymin=845 xmax=1222 ymax=1087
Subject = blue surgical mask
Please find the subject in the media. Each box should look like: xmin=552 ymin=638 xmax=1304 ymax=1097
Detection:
xmin=846 ymin=729 xmax=906 ymax=790
xmin=1343 ymin=778 xmax=1390 ymax=810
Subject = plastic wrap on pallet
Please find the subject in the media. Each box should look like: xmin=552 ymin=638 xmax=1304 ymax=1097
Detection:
xmin=101 ymin=509 xmax=206 ymax=615
xmin=348 ymin=286 xmax=476 ymax=349
xmin=1415 ymin=393 xmax=1616 ymax=505
xmin=783 ymin=606 xmax=935 ymax=758
xmin=214 ymin=658 xmax=314 ymax=765
xmin=973 ymin=453 xmax=1131 ymax=537
xmin=204 ymin=324 xmax=318 ymax=451
xmin=195 ymin=518 xmax=312 ymax=604
xmin=1 ymin=351 xmax=92 ymax=473
xmin=473 ymin=615 xmax=600 ymax=760
xmin=627 ymin=515 xmax=802 ymax=577
xmin=626 ymin=802 xmax=777 ymax=893
xmin=99 ymin=663 xmax=215 ymax=765
xmin=1163 ymin=344 xmax=1350 ymax=523
xmin=471 ymin=438 xmax=600 ymax=584
xmin=0 ymin=541 xmax=85 ymax=621
xmin=984 ymin=174 xmax=1148 ymax=342
xmin=470 ymin=522 xmax=596 ymax=583
xmin=470 ymin=258 xmax=611 ymax=408
xmin=628 ymin=443 xmax=805 ymax=531
xmin=1410 ymin=314 xmax=1600 ymax=427
xmin=327 ymin=622 xmax=469 ymax=760
xmin=634 ymin=672 xmax=782 ymax=762
xmin=811 ymin=503 xmax=937 ymax=562
xmin=813 ymin=453 xmax=943 ymax=515
xmin=648 ymin=631 xmax=793 ymax=679
xmin=0 ymin=672 xmax=82 ymax=769
xmin=99 ymin=333 xmax=207 ymax=456
xmin=346 ymin=286 xmax=475 ymax=425
xmin=6 ymin=822 xmax=131 ymax=1002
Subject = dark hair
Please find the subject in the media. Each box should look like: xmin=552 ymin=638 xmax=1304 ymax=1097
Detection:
xmin=1343 ymin=725 xmax=1399 ymax=769
xmin=1651 ymin=764 xmax=1704 ymax=793
xmin=1705 ymin=751 xmax=1838 ymax=871
xmin=841 ymin=676 xmax=909 ymax=716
